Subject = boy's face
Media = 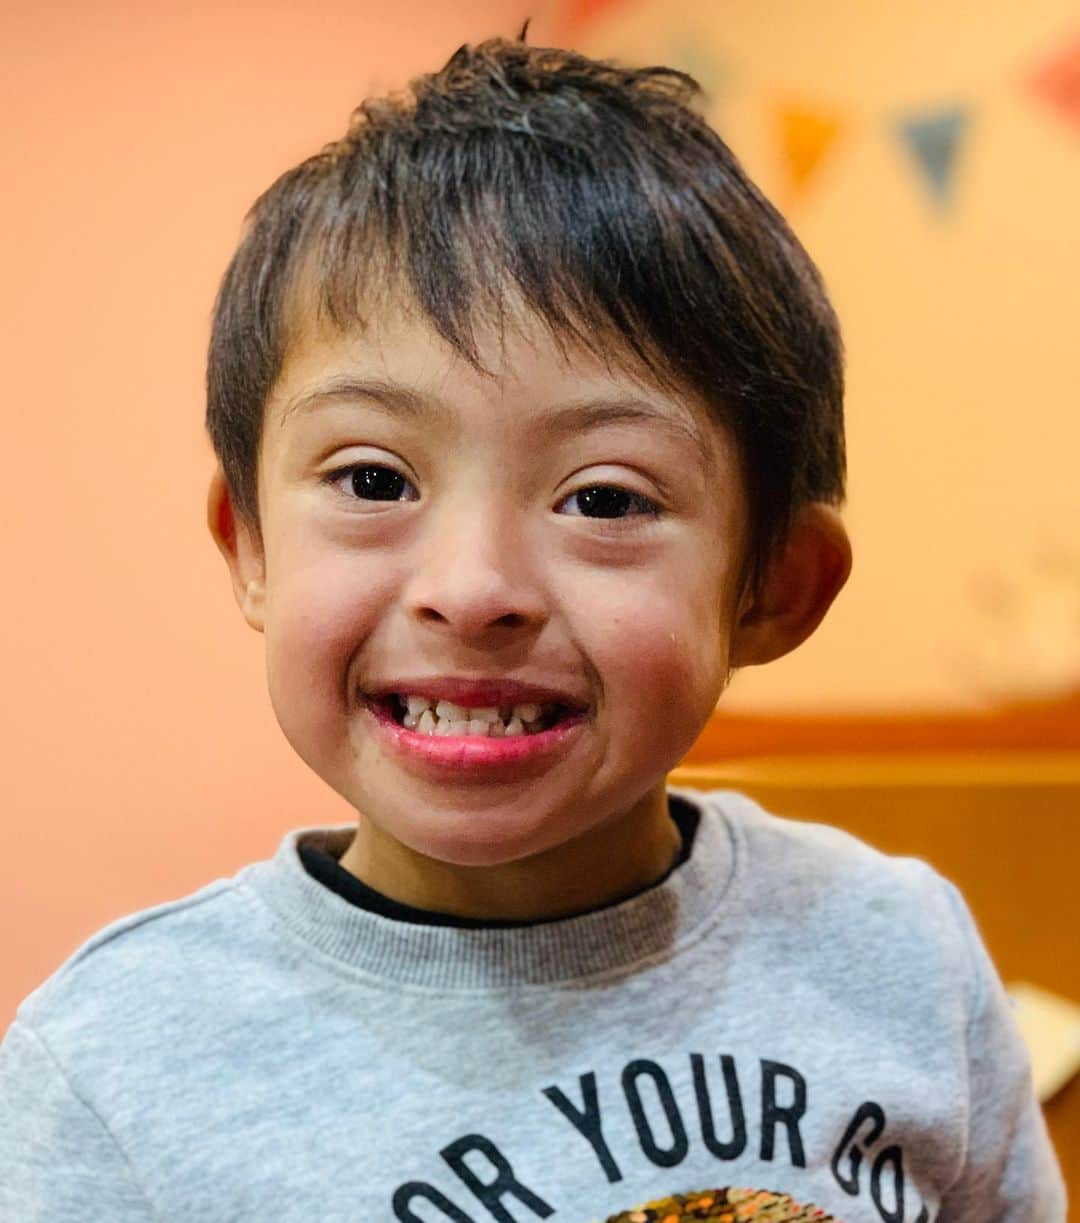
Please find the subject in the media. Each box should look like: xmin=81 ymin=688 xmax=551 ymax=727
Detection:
xmin=213 ymin=299 xmax=759 ymax=918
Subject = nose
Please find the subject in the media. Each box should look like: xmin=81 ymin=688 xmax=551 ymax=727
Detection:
xmin=403 ymin=494 xmax=549 ymax=642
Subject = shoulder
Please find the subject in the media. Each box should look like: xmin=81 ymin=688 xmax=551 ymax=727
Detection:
xmin=11 ymin=867 xmax=267 ymax=1078
xmin=675 ymin=785 xmax=975 ymax=988
xmin=680 ymin=782 xmax=947 ymax=888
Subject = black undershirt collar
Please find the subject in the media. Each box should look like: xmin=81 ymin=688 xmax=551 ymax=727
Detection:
xmin=298 ymin=795 xmax=701 ymax=929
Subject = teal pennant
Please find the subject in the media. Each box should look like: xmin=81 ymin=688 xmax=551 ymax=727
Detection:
xmin=895 ymin=105 xmax=972 ymax=211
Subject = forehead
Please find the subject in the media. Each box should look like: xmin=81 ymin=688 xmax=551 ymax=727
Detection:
xmin=269 ymin=294 xmax=734 ymax=474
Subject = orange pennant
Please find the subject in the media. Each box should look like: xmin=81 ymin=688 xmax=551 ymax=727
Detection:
xmin=774 ymin=103 xmax=847 ymax=203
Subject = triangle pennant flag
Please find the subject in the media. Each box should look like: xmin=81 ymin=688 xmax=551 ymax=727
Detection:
xmin=1026 ymin=30 xmax=1080 ymax=137
xmin=553 ymin=0 xmax=634 ymax=40
xmin=895 ymin=105 xmax=971 ymax=210
xmin=774 ymin=103 xmax=847 ymax=203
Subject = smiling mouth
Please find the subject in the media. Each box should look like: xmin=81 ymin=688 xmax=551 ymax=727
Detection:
xmin=370 ymin=693 xmax=573 ymax=738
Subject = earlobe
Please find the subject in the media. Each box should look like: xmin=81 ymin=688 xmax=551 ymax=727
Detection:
xmin=728 ymin=502 xmax=852 ymax=668
xmin=206 ymin=467 xmax=267 ymax=633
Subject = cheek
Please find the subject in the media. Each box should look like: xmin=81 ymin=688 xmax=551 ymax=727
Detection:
xmin=262 ymin=551 xmax=391 ymax=749
xmin=587 ymin=575 xmax=728 ymax=733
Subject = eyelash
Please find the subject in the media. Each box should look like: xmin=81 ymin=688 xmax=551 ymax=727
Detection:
xmin=320 ymin=463 xmax=662 ymax=523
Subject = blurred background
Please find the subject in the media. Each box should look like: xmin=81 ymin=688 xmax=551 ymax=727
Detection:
xmin=3 ymin=0 xmax=1078 ymax=1186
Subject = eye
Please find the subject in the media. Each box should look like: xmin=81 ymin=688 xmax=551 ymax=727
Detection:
xmin=321 ymin=463 xmax=419 ymax=503
xmin=556 ymin=485 xmax=661 ymax=520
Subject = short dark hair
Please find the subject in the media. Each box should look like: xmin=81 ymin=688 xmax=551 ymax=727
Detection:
xmin=206 ymin=33 xmax=845 ymax=608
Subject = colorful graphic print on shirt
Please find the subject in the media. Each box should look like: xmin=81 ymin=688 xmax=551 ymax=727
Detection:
xmin=601 ymin=1185 xmax=838 ymax=1221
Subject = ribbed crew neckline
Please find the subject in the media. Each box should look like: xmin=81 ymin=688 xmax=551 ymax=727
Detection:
xmin=239 ymin=787 xmax=744 ymax=990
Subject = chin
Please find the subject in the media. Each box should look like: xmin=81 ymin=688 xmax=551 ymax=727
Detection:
xmin=412 ymin=830 xmax=554 ymax=870
xmin=394 ymin=807 xmax=573 ymax=870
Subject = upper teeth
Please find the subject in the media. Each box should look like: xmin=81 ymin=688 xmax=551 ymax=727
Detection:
xmin=399 ymin=695 xmax=548 ymax=736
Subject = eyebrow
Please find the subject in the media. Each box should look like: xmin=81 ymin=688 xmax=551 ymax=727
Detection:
xmin=280 ymin=377 xmax=713 ymax=470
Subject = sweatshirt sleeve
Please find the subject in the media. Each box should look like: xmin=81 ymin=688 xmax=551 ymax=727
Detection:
xmin=0 ymin=1016 xmax=157 ymax=1221
xmin=935 ymin=878 xmax=1068 ymax=1222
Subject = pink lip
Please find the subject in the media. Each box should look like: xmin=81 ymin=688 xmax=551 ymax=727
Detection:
xmin=362 ymin=696 xmax=589 ymax=779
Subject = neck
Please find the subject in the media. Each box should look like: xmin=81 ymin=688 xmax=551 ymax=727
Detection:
xmin=335 ymin=788 xmax=683 ymax=923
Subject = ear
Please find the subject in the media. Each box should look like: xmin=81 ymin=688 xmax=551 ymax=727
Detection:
xmin=206 ymin=466 xmax=267 ymax=633
xmin=729 ymin=502 xmax=852 ymax=668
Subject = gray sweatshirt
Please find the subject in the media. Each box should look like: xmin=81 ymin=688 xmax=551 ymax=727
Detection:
xmin=0 ymin=787 xmax=1066 ymax=1221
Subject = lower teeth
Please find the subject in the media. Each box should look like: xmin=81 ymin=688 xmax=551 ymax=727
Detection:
xmin=384 ymin=696 xmax=567 ymax=736
xmin=409 ymin=714 xmax=530 ymax=737
xmin=392 ymin=701 xmax=547 ymax=737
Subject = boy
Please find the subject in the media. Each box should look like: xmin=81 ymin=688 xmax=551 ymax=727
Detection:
xmin=0 ymin=33 xmax=1066 ymax=1222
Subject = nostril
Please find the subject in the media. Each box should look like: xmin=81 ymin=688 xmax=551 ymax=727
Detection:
xmin=414 ymin=607 xmax=532 ymax=630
